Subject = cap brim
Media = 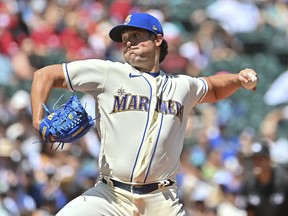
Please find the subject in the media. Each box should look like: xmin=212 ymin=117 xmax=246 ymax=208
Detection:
xmin=109 ymin=25 xmax=129 ymax=42
xmin=109 ymin=25 xmax=158 ymax=42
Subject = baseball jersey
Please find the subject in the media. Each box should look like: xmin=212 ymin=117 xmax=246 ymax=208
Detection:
xmin=63 ymin=59 xmax=207 ymax=184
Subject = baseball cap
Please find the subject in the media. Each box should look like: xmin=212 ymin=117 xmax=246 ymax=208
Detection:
xmin=109 ymin=13 xmax=164 ymax=42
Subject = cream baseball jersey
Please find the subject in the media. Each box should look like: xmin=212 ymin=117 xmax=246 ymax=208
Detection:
xmin=63 ymin=59 xmax=207 ymax=183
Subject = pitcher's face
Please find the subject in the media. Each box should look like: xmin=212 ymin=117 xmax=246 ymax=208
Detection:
xmin=121 ymin=29 xmax=159 ymax=71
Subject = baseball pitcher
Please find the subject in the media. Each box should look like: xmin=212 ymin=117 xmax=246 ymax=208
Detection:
xmin=31 ymin=13 xmax=258 ymax=216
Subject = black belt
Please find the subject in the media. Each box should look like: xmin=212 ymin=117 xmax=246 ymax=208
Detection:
xmin=102 ymin=178 xmax=174 ymax=194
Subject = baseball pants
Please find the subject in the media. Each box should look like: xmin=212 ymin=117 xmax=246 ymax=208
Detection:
xmin=56 ymin=181 xmax=186 ymax=216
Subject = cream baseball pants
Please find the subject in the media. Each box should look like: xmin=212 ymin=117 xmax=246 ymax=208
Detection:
xmin=56 ymin=181 xmax=186 ymax=216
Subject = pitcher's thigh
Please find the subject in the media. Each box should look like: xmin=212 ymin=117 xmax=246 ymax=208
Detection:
xmin=143 ymin=188 xmax=186 ymax=216
xmin=55 ymin=195 xmax=121 ymax=216
xmin=56 ymin=184 xmax=130 ymax=216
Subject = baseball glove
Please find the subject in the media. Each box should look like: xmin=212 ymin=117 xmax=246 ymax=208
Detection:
xmin=39 ymin=94 xmax=95 ymax=149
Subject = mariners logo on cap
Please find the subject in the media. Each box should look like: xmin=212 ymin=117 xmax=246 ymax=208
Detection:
xmin=124 ymin=15 xmax=132 ymax=25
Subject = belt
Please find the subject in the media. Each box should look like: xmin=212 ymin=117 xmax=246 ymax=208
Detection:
xmin=102 ymin=178 xmax=174 ymax=194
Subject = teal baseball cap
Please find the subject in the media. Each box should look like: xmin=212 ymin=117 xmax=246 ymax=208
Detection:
xmin=109 ymin=13 xmax=164 ymax=42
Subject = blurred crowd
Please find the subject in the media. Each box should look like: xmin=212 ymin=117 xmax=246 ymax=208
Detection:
xmin=0 ymin=0 xmax=288 ymax=215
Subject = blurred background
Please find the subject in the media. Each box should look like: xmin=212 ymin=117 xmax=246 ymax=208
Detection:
xmin=0 ymin=0 xmax=288 ymax=215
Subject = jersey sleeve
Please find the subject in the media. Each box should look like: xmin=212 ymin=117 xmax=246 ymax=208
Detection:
xmin=187 ymin=76 xmax=208 ymax=107
xmin=63 ymin=59 xmax=109 ymax=93
xmin=195 ymin=77 xmax=208 ymax=104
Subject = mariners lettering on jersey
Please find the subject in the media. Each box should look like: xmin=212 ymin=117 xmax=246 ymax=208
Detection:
xmin=155 ymin=98 xmax=183 ymax=121
xmin=111 ymin=94 xmax=150 ymax=113
xmin=111 ymin=91 xmax=184 ymax=121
